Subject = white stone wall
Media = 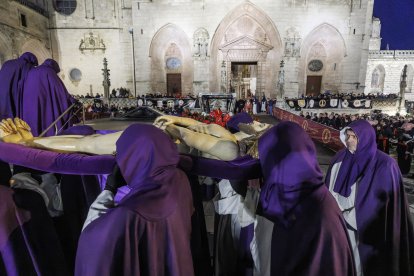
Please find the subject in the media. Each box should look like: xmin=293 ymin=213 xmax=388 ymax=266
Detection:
xmin=364 ymin=50 xmax=414 ymax=100
xmin=4 ymin=0 xmax=412 ymax=100
xmin=129 ymin=0 xmax=372 ymax=97
xmin=0 ymin=1 xmax=50 ymax=65
xmin=47 ymin=0 xmax=134 ymax=96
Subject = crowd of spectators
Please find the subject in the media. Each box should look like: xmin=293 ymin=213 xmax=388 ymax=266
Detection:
xmin=293 ymin=91 xmax=399 ymax=100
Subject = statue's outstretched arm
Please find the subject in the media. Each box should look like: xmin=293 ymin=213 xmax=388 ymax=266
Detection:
xmin=1 ymin=118 xmax=120 ymax=155
xmin=165 ymin=124 xmax=238 ymax=161
xmin=154 ymin=115 xmax=201 ymax=128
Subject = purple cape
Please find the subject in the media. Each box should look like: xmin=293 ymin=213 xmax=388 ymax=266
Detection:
xmin=21 ymin=59 xmax=75 ymax=137
xmin=75 ymin=124 xmax=194 ymax=276
xmin=0 ymin=185 xmax=69 ymax=275
xmin=326 ymin=119 xmax=414 ymax=276
xmin=259 ymin=121 xmax=356 ymax=276
xmin=0 ymin=52 xmax=38 ymax=120
xmin=226 ymin=112 xmax=253 ymax=133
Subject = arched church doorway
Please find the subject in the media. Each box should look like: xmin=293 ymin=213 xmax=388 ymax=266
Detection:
xmin=230 ymin=62 xmax=257 ymax=98
xmin=167 ymin=73 xmax=181 ymax=97
xmin=306 ymin=76 xmax=322 ymax=96
xmin=209 ymin=3 xmax=283 ymax=99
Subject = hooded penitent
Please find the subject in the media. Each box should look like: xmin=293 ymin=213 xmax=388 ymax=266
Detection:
xmin=0 ymin=185 xmax=69 ymax=275
xmin=21 ymin=58 xmax=75 ymax=137
xmin=0 ymin=52 xmax=38 ymax=120
xmin=75 ymin=124 xmax=194 ymax=276
xmin=326 ymin=119 xmax=414 ymax=276
xmin=258 ymin=121 xmax=356 ymax=276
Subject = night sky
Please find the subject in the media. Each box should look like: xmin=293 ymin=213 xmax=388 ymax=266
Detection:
xmin=373 ymin=0 xmax=414 ymax=50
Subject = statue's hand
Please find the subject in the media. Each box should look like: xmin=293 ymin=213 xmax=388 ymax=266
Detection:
xmin=0 ymin=118 xmax=23 ymax=143
xmin=14 ymin=118 xmax=34 ymax=141
xmin=154 ymin=115 xmax=176 ymax=129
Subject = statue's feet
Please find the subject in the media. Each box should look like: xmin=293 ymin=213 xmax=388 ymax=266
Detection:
xmin=0 ymin=118 xmax=23 ymax=143
xmin=14 ymin=118 xmax=33 ymax=141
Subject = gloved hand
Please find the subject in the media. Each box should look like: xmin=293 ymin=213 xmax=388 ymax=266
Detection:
xmin=104 ymin=165 xmax=126 ymax=194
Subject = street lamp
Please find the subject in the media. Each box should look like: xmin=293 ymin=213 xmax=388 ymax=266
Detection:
xmin=128 ymin=27 xmax=137 ymax=97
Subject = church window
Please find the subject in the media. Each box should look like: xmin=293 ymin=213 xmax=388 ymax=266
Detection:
xmin=371 ymin=69 xmax=379 ymax=88
xmin=53 ymin=0 xmax=77 ymax=16
xmin=20 ymin=14 xmax=27 ymax=27
xmin=371 ymin=66 xmax=385 ymax=92
xmin=405 ymin=65 xmax=414 ymax=93
xmin=69 ymin=68 xmax=82 ymax=82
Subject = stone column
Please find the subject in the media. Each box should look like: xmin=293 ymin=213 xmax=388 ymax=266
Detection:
xmin=399 ymin=65 xmax=408 ymax=114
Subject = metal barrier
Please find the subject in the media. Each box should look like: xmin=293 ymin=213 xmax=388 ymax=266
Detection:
xmin=38 ymin=103 xmax=84 ymax=137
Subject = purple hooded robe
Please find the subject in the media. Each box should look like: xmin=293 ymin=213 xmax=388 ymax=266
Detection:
xmin=0 ymin=52 xmax=38 ymax=120
xmin=0 ymin=185 xmax=69 ymax=276
xmin=21 ymin=59 xmax=75 ymax=137
xmin=258 ymin=121 xmax=356 ymax=276
xmin=325 ymin=119 xmax=414 ymax=276
xmin=75 ymin=124 xmax=194 ymax=276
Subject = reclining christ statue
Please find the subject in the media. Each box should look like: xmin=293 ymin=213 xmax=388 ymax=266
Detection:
xmin=0 ymin=116 xmax=271 ymax=161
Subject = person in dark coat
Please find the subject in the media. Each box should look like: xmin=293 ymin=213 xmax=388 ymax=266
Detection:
xmin=0 ymin=52 xmax=38 ymax=120
xmin=257 ymin=121 xmax=356 ymax=276
xmin=326 ymin=119 xmax=414 ymax=276
xmin=75 ymin=124 xmax=194 ymax=276
xmin=21 ymin=59 xmax=75 ymax=137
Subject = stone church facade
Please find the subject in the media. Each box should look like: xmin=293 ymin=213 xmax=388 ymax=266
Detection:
xmin=0 ymin=0 xmax=413 ymax=100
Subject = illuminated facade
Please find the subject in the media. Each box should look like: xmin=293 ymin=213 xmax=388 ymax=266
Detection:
xmin=0 ymin=0 xmax=413 ymax=99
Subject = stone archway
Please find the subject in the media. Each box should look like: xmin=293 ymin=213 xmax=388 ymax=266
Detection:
xmin=299 ymin=23 xmax=347 ymax=94
xmin=210 ymin=2 xmax=283 ymax=99
xmin=0 ymin=32 xmax=13 ymax=68
xmin=21 ymin=39 xmax=51 ymax=65
xmin=149 ymin=24 xmax=193 ymax=95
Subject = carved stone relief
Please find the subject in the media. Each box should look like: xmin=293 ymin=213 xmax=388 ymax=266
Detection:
xmin=79 ymin=32 xmax=106 ymax=53
xmin=372 ymin=17 xmax=381 ymax=38
xmin=309 ymin=42 xmax=327 ymax=59
xmin=193 ymin=28 xmax=209 ymax=58
xmin=284 ymin=27 xmax=301 ymax=57
xmin=219 ymin=35 xmax=273 ymax=62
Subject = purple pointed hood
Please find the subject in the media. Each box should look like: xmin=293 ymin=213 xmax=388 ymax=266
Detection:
xmin=116 ymin=124 xmax=179 ymax=191
xmin=19 ymin=52 xmax=38 ymax=66
xmin=334 ymin=119 xmax=377 ymax=197
xmin=258 ymin=121 xmax=323 ymax=227
xmin=43 ymin=58 xmax=60 ymax=73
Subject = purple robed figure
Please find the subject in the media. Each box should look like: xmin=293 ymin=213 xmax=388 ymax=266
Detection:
xmin=0 ymin=52 xmax=38 ymax=120
xmin=258 ymin=122 xmax=356 ymax=276
xmin=326 ymin=119 xmax=414 ymax=276
xmin=75 ymin=124 xmax=194 ymax=276
xmin=21 ymin=59 xmax=75 ymax=137
xmin=0 ymin=185 xmax=69 ymax=275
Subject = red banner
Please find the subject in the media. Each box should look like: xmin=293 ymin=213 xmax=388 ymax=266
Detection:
xmin=273 ymin=108 xmax=344 ymax=152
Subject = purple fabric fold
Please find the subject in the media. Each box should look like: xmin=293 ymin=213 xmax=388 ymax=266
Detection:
xmin=0 ymin=142 xmax=115 ymax=175
xmin=59 ymin=125 xmax=96 ymax=136
xmin=184 ymin=154 xmax=261 ymax=180
xmin=0 ymin=186 xmax=69 ymax=275
xmin=226 ymin=112 xmax=253 ymax=133
xmin=21 ymin=58 xmax=75 ymax=137
xmin=0 ymin=52 xmax=38 ymax=120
